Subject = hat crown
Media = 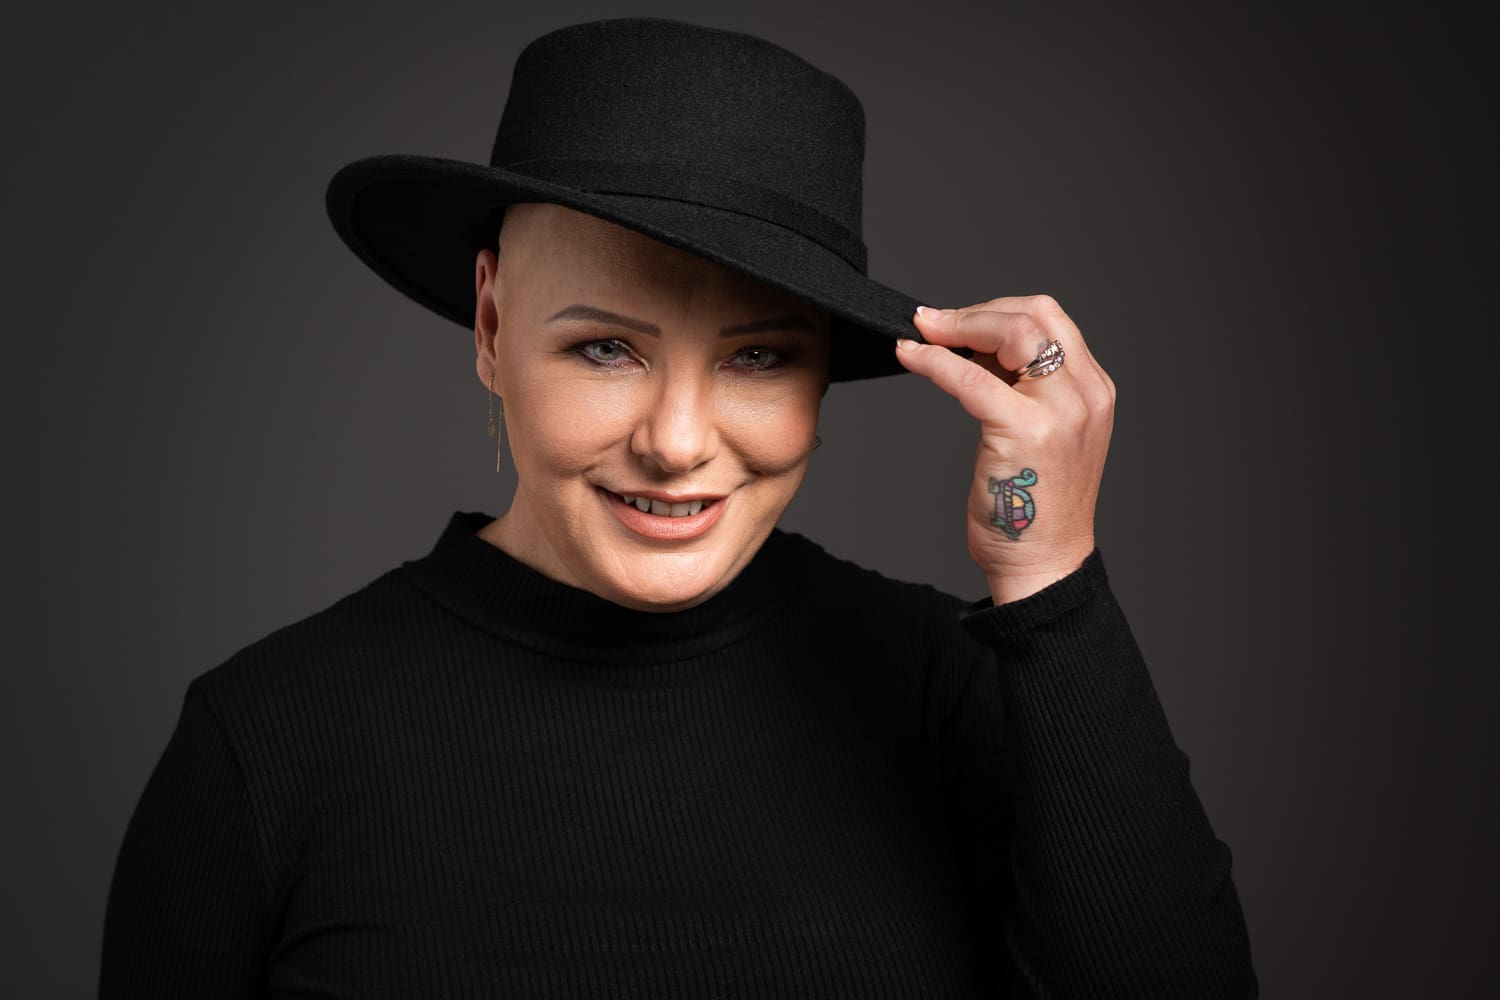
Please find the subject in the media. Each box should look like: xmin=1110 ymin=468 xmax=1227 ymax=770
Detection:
xmin=488 ymin=18 xmax=868 ymax=269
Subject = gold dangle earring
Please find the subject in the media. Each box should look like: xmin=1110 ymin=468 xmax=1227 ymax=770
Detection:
xmin=488 ymin=370 xmax=504 ymax=472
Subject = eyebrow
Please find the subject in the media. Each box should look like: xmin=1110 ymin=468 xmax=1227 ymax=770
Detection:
xmin=546 ymin=303 xmax=818 ymax=337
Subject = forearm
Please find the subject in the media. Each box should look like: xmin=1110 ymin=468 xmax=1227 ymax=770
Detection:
xmin=960 ymin=550 xmax=1257 ymax=998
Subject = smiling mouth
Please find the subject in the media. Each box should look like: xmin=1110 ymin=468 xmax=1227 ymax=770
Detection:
xmin=603 ymin=489 xmax=722 ymax=518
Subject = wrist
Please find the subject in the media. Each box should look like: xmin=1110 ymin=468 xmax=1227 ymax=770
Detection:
xmin=986 ymin=572 xmax=1067 ymax=605
xmin=983 ymin=549 xmax=1094 ymax=606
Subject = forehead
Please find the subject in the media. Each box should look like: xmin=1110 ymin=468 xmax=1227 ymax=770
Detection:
xmin=499 ymin=202 xmax=818 ymax=316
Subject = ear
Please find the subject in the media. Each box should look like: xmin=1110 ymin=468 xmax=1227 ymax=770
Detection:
xmin=474 ymin=247 xmax=501 ymax=391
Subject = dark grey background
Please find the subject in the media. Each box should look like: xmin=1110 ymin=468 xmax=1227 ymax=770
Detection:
xmin=7 ymin=1 xmax=1492 ymax=996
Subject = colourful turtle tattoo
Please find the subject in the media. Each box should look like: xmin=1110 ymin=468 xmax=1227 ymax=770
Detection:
xmin=988 ymin=468 xmax=1037 ymax=540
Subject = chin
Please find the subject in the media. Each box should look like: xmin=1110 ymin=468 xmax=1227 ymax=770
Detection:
xmin=597 ymin=547 xmax=729 ymax=611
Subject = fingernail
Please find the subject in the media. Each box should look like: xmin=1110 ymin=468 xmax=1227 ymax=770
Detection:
xmin=914 ymin=305 xmax=939 ymax=319
xmin=896 ymin=338 xmax=918 ymax=351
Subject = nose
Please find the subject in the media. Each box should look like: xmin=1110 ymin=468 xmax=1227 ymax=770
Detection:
xmin=631 ymin=367 xmax=719 ymax=475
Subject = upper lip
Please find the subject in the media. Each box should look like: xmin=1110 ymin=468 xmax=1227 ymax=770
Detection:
xmin=605 ymin=487 xmax=727 ymax=503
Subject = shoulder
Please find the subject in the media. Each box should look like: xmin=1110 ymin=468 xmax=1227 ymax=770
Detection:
xmin=770 ymin=527 xmax=985 ymax=649
xmin=161 ymin=565 xmax=430 ymax=902
xmin=769 ymin=530 xmax=995 ymax=744
xmin=184 ymin=564 xmax=420 ymax=722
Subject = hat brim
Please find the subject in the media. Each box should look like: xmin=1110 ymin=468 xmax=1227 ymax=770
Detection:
xmin=326 ymin=154 xmax=938 ymax=382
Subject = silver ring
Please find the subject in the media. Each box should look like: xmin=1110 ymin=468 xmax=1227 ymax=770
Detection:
xmin=1016 ymin=339 xmax=1065 ymax=379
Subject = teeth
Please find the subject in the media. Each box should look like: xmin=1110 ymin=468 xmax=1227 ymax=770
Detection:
xmin=618 ymin=494 xmax=710 ymax=518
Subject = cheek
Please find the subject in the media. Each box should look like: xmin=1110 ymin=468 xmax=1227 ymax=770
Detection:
xmin=506 ymin=376 xmax=633 ymax=475
xmin=720 ymin=382 xmax=821 ymax=469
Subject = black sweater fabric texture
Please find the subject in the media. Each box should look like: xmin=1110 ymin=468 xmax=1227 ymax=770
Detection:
xmin=100 ymin=510 xmax=1257 ymax=998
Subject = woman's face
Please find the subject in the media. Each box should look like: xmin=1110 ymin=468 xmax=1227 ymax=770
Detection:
xmin=474 ymin=203 xmax=832 ymax=612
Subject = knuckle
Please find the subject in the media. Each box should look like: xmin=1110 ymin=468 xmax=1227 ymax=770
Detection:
xmin=1061 ymin=392 xmax=1092 ymax=425
xmin=1027 ymin=293 xmax=1064 ymax=317
xmin=957 ymin=361 xmax=989 ymax=391
xmin=1014 ymin=315 xmax=1047 ymax=345
xmin=1033 ymin=414 xmax=1065 ymax=445
xmin=953 ymin=308 xmax=987 ymax=332
xmin=1087 ymin=388 xmax=1114 ymax=424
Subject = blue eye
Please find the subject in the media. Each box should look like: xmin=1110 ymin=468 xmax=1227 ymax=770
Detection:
xmin=575 ymin=339 xmax=635 ymax=366
xmin=568 ymin=337 xmax=790 ymax=372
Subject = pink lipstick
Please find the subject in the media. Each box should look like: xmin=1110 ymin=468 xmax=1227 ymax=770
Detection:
xmin=599 ymin=486 xmax=729 ymax=540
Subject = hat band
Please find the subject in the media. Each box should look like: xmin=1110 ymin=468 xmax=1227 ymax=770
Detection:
xmin=498 ymin=157 xmax=868 ymax=272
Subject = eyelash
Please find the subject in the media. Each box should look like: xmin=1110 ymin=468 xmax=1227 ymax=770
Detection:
xmin=564 ymin=337 xmax=793 ymax=373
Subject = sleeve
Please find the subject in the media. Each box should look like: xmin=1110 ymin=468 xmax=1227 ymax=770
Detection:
xmin=938 ymin=547 xmax=1258 ymax=999
xmin=99 ymin=683 xmax=273 ymax=998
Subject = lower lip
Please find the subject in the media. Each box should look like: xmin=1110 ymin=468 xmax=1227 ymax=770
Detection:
xmin=600 ymin=487 xmax=729 ymax=541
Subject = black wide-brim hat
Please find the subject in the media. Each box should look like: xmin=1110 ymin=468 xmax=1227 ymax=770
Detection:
xmin=326 ymin=17 xmax=943 ymax=382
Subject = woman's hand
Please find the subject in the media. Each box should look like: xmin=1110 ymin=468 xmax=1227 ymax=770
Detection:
xmin=894 ymin=295 xmax=1116 ymax=604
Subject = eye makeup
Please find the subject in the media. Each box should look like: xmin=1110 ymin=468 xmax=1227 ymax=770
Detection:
xmin=559 ymin=335 xmax=800 ymax=374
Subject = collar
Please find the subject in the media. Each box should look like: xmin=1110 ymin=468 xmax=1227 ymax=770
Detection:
xmin=398 ymin=510 xmax=804 ymax=664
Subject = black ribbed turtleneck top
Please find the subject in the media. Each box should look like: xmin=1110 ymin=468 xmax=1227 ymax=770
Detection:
xmin=100 ymin=511 xmax=1257 ymax=998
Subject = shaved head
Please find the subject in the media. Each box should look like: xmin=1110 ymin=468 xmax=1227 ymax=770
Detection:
xmin=491 ymin=202 xmax=829 ymax=337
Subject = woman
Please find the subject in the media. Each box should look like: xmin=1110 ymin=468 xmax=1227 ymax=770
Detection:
xmin=100 ymin=17 xmax=1256 ymax=998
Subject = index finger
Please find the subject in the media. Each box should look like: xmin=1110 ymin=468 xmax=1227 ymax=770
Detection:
xmin=893 ymin=336 xmax=1028 ymax=426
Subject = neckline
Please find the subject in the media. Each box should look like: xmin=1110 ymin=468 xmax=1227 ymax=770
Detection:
xmin=398 ymin=510 xmax=805 ymax=664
